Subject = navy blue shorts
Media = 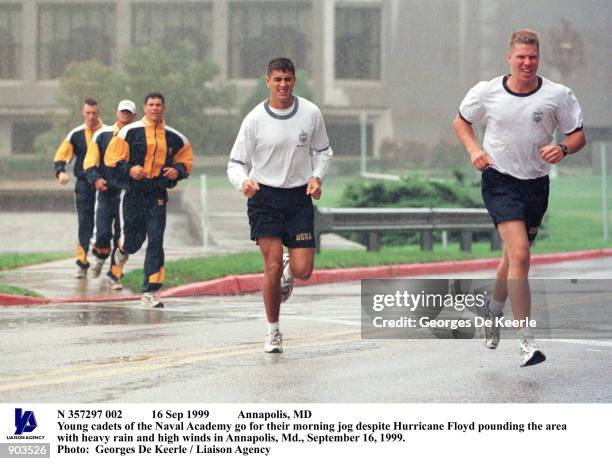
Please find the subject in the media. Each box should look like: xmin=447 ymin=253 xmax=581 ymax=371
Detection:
xmin=481 ymin=168 xmax=549 ymax=242
xmin=247 ymin=184 xmax=315 ymax=248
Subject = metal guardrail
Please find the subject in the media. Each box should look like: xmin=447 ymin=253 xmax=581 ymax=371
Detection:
xmin=314 ymin=206 xmax=501 ymax=252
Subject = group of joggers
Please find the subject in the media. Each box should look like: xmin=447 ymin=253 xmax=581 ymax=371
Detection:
xmin=55 ymin=29 xmax=586 ymax=365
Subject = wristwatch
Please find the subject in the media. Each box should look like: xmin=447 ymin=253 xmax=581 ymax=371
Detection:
xmin=559 ymin=144 xmax=569 ymax=157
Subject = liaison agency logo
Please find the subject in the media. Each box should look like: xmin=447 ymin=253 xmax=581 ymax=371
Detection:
xmin=5 ymin=408 xmax=45 ymax=440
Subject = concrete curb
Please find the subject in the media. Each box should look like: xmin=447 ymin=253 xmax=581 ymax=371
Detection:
xmin=0 ymin=294 xmax=51 ymax=306
xmin=2 ymin=248 xmax=611 ymax=306
xmin=162 ymin=248 xmax=612 ymax=298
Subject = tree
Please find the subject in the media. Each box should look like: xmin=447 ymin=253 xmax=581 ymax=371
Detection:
xmin=35 ymin=41 xmax=238 ymax=159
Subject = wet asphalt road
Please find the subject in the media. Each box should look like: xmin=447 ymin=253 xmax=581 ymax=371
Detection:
xmin=1 ymin=258 xmax=611 ymax=403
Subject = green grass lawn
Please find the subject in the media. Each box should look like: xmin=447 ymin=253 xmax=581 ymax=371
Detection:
xmin=0 ymin=253 xmax=69 ymax=296
xmin=1 ymin=173 xmax=608 ymax=296
xmin=0 ymin=284 xmax=41 ymax=297
xmin=316 ymin=173 xmax=611 ymax=252
xmin=0 ymin=252 xmax=70 ymax=271
xmin=538 ymin=175 xmax=610 ymax=252
xmin=122 ymin=243 xmax=503 ymax=291
xmin=313 ymin=176 xmax=353 ymax=208
xmin=123 ymin=173 xmax=610 ymax=291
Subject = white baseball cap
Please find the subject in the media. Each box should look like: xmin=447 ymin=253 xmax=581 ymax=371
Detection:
xmin=117 ymin=99 xmax=137 ymax=113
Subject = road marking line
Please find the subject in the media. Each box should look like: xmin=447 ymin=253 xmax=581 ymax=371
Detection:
xmin=1 ymin=329 xmax=359 ymax=381
xmin=0 ymin=330 xmax=361 ymax=392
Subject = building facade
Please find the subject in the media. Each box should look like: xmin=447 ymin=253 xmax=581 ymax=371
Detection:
xmin=0 ymin=0 xmax=609 ymax=159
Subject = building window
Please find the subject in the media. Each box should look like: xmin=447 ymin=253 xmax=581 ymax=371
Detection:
xmin=12 ymin=121 xmax=53 ymax=154
xmin=326 ymin=122 xmax=373 ymax=156
xmin=38 ymin=4 xmax=115 ymax=80
xmin=0 ymin=4 xmax=22 ymax=79
xmin=335 ymin=6 xmax=381 ymax=80
xmin=229 ymin=2 xmax=311 ymax=79
xmin=132 ymin=3 xmax=212 ymax=60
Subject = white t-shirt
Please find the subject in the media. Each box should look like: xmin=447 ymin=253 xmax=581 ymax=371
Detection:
xmin=459 ymin=75 xmax=584 ymax=179
xmin=227 ymin=96 xmax=333 ymax=190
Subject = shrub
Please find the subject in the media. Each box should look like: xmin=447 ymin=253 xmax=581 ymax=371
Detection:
xmin=339 ymin=174 xmax=482 ymax=246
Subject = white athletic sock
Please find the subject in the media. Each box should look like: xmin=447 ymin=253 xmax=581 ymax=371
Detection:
xmin=488 ymin=298 xmax=505 ymax=316
xmin=267 ymin=322 xmax=280 ymax=334
xmin=517 ymin=327 xmax=533 ymax=339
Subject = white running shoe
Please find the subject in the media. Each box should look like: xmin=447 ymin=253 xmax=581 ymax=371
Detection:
xmin=75 ymin=266 xmax=88 ymax=279
xmin=280 ymin=254 xmax=293 ymax=303
xmin=106 ymin=275 xmax=123 ymax=291
xmin=519 ymin=336 xmax=546 ymax=367
xmin=141 ymin=292 xmax=164 ymax=308
xmin=484 ymin=299 xmax=500 ymax=349
xmin=264 ymin=330 xmax=283 ymax=353
xmin=90 ymin=257 xmax=105 ymax=278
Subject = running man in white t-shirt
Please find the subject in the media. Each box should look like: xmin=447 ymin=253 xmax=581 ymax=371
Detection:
xmin=453 ymin=29 xmax=586 ymax=366
xmin=228 ymin=58 xmax=333 ymax=353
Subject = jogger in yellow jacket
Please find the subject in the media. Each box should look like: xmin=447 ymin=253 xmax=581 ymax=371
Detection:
xmin=83 ymin=100 xmax=137 ymax=286
xmin=54 ymin=98 xmax=103 ymax=278
xmin=105 ymin=92 xmax=193 ymax=308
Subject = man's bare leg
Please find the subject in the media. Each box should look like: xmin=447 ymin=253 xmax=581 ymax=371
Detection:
xmin=495 ymin=220 xmax=545 ymax=366
xmin=258 ymin=237 xmax=284 ymax=323
xmin=496 ymin=220 xmax=531 ymax=325
xmin=258 ymin=237 xmax=284 ymax=353
xmin=483 ymin=245 xmax=509 ymax=349
xmin=280 ymin=247 xmax=315 ymax=303
xmin=493 ymin=246 xmax=509 ymax=304
xmin=288 ymin=247 xmax=315 ymax=281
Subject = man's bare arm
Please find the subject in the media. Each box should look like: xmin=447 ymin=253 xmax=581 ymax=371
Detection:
xmin=452 ymin=115 xmax=493 ymax=171
xmin=539 ymin=130 xmax=587 ymax=164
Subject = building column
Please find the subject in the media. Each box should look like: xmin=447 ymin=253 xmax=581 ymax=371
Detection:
xmin=22 ymin=0 xmax=37 ymax=84
xmin=311 ymin=0 xmax=325 ymax=102
xmin=321 ymin=0 xmax=335 ymax=105
xmin=320 ymin=0 xmax=348 ymax=107
xmin=0 ymin=117 xmax=12 ymax=158
xmin=115 ymin=0 xmax=131 ymax=61
xmin=458 ymin=0 xmax=469 ymax=86
xmin=212 ymin=0 xmax=229 ymax=79
xmin=479 ymin=0 xmax=501 ymax=78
